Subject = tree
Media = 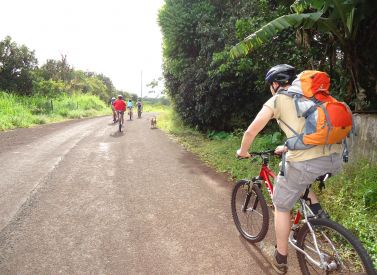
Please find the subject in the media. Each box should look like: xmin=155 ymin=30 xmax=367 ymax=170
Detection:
xmin=230 ymin=0 xmax=377 ymax=110
xmin=146 ymin=79 xmax=159 ymax=89
xmin=39 ymin=55 xmax=73 ymax=83
xmin=159 ymin=0 xmax=313 ymax=131
xmin=96 ymin=73 xmax=116 ymax=95
xmin=0 ymin=36 xmax=38 ymax=94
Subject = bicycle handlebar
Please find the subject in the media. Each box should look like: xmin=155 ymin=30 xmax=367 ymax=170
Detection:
xmin=249 ymin=149 xmax=276 ymax=156
xmin=236 ymin=149 xmax=277 ymax=160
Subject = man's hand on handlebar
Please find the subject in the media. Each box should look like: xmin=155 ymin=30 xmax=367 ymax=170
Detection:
xmin=274 ymin=145 xmax=288 ymax=155
xmin=236 ymin=149 xmax=251 ymax=159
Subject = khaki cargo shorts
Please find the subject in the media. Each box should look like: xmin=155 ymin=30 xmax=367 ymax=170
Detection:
xmin=272 ymin=153 xmax=342 ymax=212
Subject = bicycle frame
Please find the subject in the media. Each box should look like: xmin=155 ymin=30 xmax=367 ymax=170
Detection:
xmin=288 ymin=199 xmax=334 ymax=270
xmin=252 ymin=152 xmax=334 ymax=270
xmin=256 ymin=156 xmax=276 ymax=197
xmin=116 ymin=110 xmax=124 ymax=132
xmin=128 ymin=107 xmax=133 ymax=120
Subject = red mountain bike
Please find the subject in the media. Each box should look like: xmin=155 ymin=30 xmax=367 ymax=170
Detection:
xmin=116 ymin=110 xmax=124 ymax=132
xmin=231 ymin=150 xmax=376 ymax=274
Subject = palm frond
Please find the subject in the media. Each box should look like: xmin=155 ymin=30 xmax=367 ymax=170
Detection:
xmin=230 ymin=12 xmax=323 ymax=58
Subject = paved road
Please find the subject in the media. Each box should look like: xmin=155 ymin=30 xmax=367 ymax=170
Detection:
xmin=0 ymin=113 xmax=300 ymax=274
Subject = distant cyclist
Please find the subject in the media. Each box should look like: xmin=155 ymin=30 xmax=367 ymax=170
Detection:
xmin=110 ymin=97 xmax=116 ymax=123
xmin=136 ymin=99 xmax=142 ymax=118
xmin=127 ymin=99 xmax=133 ymax=120
xmin=113 ymin=95 xmax=126 ymax=127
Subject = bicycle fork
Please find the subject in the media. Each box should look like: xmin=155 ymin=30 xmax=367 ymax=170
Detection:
xmin=241 ymin=181 xmax=260 ymax=213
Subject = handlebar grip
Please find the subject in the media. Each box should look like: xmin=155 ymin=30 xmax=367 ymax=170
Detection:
xmin=236 ymin=155 xmax=250 ymax=160
xmin=249 ymin=149 xmax=276 ymax=155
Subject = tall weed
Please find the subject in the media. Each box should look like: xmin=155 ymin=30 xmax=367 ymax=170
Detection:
xmin=0 ymin=91 xmax=109 ymax=130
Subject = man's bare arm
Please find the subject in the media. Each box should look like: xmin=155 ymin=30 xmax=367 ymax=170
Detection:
xmin=237 ymin=106 xmax=274 ymax=157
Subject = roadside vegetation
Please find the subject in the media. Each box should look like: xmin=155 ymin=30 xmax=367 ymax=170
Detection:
xmin=147 ymin=103 xmax=377 ymax=268
xmin=0 ymin=36 xmax=138 ymax=131
xmin=0 ymin=91 xmax=109 ymax=131
xmin=158 ymin=0 xmax=377 ymax=131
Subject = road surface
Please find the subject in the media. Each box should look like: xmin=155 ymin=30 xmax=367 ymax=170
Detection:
xmin=0 ymin=113 xmax=300 ymax=274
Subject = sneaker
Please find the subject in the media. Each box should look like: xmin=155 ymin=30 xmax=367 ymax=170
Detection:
xmin=317 ymin=209 xmax=330 ymax=219
xmin=272 ymin=250 xmax=288 ymax=274
xmin=308 ymin=209 xmax=330 ymax=220
xmin=272 ymin=259 xmax=288 ymax=274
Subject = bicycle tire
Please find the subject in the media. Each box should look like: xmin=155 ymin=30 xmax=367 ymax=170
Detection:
xmin=231 ymin=179 xmax=269 ymax=243
xmin=296 ymin=218 xmax=376 ymax=274
xmin=118 ymin=120 xmax=122 ymax=132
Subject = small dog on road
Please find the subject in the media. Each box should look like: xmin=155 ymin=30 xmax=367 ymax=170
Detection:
xmin=150 ymin=117 xmax=157 ymax=129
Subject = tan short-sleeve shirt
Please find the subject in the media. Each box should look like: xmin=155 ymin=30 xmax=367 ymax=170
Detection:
xmin=264 ymin=94 xmax=342 ymax=162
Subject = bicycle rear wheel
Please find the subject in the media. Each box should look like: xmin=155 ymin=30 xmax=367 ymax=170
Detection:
xmin=296 ymin=218 xmax=376 ymax=274
xmin=231 ymin=180 xmax=269 ymax=243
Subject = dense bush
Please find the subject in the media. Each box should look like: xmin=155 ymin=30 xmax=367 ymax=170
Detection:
xmin=159 ymin=0 xmax=377 ymax=131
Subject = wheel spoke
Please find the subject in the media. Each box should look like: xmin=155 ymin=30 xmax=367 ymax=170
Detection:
xmin=231 ymin=181 xmax=269 ymax=243
xmin=242 ymin=206 xmax=264 ymax=219
xmin=296 ymin=219 xmax=374 ymax=274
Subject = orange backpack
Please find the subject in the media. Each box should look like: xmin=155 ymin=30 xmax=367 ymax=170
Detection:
xmin=278 ymin=70 xmax=353 ymax=151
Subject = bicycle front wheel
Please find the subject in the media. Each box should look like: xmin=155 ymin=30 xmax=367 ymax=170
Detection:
xmin=296 ymin=218 xmax=376 ymax=274
xmin=231 ymin=180 xmax=269 ymax=243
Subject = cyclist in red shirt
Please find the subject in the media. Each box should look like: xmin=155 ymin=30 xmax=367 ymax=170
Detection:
xmin=113 ymin=95 xmax=126 ymax=127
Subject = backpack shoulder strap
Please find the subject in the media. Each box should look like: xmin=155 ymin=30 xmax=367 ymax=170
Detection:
xmin=277 ymin=89 xmax=294 ymax=97
xmin=278 ymin=118 xmax=300 ymax=137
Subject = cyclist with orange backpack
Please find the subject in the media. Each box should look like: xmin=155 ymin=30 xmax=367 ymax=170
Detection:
xmin=236 ymin=64 xmax=351 ymax=274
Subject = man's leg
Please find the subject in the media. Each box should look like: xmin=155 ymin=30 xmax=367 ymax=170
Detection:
xmin=274 ymin=185 xmax=319 ymax=255
xmin=272 ymin=161 xmax=308 ymax=274
xmin=273 ymin=209 xmax=290 ymax=274
xmin=307 ymin=190 xmax=318 ymax=204
xmin=274 ymin=209 xmax=291 ymax=255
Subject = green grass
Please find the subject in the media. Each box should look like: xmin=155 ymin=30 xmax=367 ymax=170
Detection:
xmin=318 ymin=161 xmax=377 ymax=266
xmin=149 ymin=104 xmax=377 ymax=268
xmin=0 ymin=92 xmax=109 ymax=131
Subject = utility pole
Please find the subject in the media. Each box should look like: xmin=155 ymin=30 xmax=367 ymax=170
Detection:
xmin=140 ymin=70 xmax=143 ymax=100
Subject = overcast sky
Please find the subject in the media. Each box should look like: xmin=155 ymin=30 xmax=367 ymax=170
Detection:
xmin=0 ymin=0 xmax=165 ymax=96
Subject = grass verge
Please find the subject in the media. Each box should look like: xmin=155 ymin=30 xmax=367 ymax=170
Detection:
xmin=0 ymin=92 xmax=110 ymax=131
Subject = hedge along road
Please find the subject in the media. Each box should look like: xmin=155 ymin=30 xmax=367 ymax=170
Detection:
xmin=0 ymin=113 xmax=300 ymax=274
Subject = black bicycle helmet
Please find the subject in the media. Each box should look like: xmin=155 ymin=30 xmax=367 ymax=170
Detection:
xmin=265 ymin=64 xmax=295 ymax=85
